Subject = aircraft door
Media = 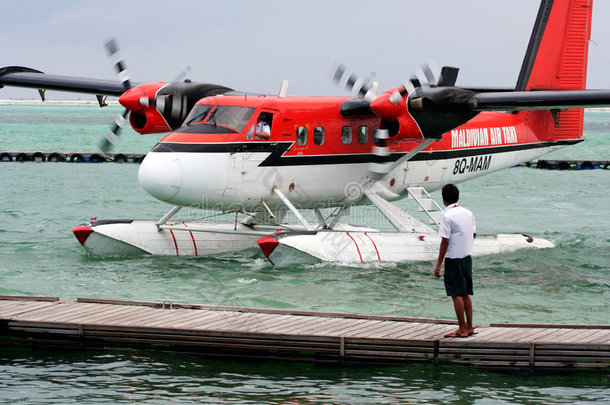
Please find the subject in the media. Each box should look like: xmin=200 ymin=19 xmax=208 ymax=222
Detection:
xmin=403 ymin=158 xmax=446 ymax=190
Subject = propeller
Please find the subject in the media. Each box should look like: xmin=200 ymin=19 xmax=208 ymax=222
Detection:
xmin=99 ymin=38 xmax=132 ymax=153
xmin=105 ymin=38 xmax=132 ymax=91
xmin=331 ymin=64 xmax=393 ymax=178
xmin=332 ymin=64 xmax=377 ymax=100
xmin=332 ymin=61 xmax=475 ymax=190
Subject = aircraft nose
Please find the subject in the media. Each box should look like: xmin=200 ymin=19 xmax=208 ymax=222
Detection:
xmin=138 ymin=152 xmax=183 ymax=202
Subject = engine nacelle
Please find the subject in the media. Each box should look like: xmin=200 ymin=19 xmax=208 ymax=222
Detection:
xmin=119 ymin=81 xmax=235 ymax=135
xmin=371 ymin=86 xmax=478 ymax=141
xmin=370 ymin=89 xmax=424 ymax=142
xmin=119 ymin=82 xmax=171 ymax=134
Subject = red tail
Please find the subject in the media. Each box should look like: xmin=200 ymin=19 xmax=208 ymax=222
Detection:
xmin=518 ymin=0 xmax=593 ymax=141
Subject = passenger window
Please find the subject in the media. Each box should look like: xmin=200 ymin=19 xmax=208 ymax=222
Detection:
xmin=314 ymin=126 xmax=325 ymax=145
xmin=358 ymin=126 xmax=369 ymax=144
xmin=296 ymin=126 xmax=307 ymax=145
xmin=373 ymin=125 xmax=383 ymax=146
xmin=342 ymin=126 xmax=352 ymax=144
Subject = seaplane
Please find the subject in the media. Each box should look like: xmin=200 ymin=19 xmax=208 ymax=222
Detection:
xmin=1 ymin=0 xmax=608 ymax=266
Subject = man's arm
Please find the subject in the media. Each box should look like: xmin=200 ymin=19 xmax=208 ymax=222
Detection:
xmin=255 ymin=123 xmax=271 ymax=139
xmin=434 ymin=237 xmax=449 ymax=278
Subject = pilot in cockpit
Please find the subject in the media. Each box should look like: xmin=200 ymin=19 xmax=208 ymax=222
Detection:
xmin=254 ymin=114 xmax=271 ymax=140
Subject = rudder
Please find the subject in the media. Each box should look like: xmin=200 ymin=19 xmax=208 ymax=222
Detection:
xmin=518 ymin=0 xmax=593 ymax=140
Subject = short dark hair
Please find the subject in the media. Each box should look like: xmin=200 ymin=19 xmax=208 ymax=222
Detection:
xmin=442 ymin=183 xmax=459 ymax=204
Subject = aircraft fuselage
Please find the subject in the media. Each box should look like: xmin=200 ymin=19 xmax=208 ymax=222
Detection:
xmin=138 ymin=95 xmax=580 ymax=212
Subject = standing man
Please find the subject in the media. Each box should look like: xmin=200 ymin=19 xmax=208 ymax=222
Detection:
xmin=434 ymin=183 xmax=476 ymax=338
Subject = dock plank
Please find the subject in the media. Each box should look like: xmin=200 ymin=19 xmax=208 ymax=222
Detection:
xmin=191 ymin=311 xmax=266 ymax=332
xmin=0 ymin=300 xmax=44 ymax=314
xmin=510 ymin=328 xmax=558 ymax=342
xmin=178 ymin=312 xmax=239 ymax=330
xmin=0 ymin=301 xmax=61 ymax=318
xmin=364 ymin=321 xmax=419 ymax=339
xmin=7 ymin=302 xmax=85 ymax=321
xmin=49 ymin=303 xmax=118 ymax=323
xmin=379 ymin=322 xmax=434 ymax=339
xmin=412 ymin=324 xmax=456 ymax=339
xmin=77 ymin=305 xmax=156 ymax=325
xmin=393 ymin=323 xmax=447 ymax=339
xmin=25 ymin=302 xmax=116 ymax=323
xmin=282 ymin=317 xmax=343 ymax=335
xmin=170 ymin=310 xmax=253 ymax=329
xmin=561 ymin=328 xmax=610 ymax=344
xmin=126 ymin=308 xmax=199 ymax=327
xmin=590 ymin=330 xmax=610 ymax=344
xmin=82 ymin=304 xmax=151 ymax=324
xmin=541 ymin=328 xmax=589 ymax=343
xmin=469 ymin=327 xmax=521 ymax=341
xmin=262 ymin=316 xmax=334 ymax=335
xmin=303 ymin=318 xmax=368 ymax=336
xmin=328 ymin=320 xmax=388 ymax=337
xmin=89 ymin=306 xmax=161 ymax=325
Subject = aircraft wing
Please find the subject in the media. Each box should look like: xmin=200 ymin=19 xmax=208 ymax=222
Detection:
xmin=0 ymin=66 xmax=125 ymax=97
xmin=466 ymin=89 xmax=610 ymax=111
xmin=350 ymin=86 xmax=610 ymax=140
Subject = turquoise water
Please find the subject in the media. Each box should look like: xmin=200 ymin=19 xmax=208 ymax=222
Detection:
xmin=0 ymin=103 xmax=162 ymax=153
xmin=0 ymin=104 xmax=609 ymax=403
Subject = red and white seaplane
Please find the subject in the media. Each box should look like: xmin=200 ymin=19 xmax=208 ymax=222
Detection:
xmin=1 ymin=0 xmax=608 ymax=266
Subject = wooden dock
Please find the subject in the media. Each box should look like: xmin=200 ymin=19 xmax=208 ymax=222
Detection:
xmin=1 ymin=296 xmax=608 ymax=373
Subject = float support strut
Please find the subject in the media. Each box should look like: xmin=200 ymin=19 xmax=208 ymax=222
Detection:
xmin=156 ymin=206 xmax=182 ymax=229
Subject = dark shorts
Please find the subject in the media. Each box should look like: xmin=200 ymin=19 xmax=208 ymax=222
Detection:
xmin=444 ymin=256 xmax=473 ymax=297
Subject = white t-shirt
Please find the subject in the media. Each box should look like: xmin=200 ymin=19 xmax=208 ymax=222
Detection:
xmin=438 ymin=203 xmax=476 ymax=259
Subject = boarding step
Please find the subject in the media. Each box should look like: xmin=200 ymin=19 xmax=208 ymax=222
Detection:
xmin=407 ymin=186 xmax=443 ymax=227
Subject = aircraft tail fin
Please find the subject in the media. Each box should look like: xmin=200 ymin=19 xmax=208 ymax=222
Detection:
xmin=517 ymin=0 xmax=593 ymax=140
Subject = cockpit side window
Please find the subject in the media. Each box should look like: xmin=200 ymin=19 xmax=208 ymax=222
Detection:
xmin=246 ymin=112 xmax=274 ymax=140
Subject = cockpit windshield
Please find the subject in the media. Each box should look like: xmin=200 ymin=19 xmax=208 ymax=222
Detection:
xmin=178 ymin=104 xmax=255 ymax=133
xmin=182 ymin=105 xmax=214 ymax=126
